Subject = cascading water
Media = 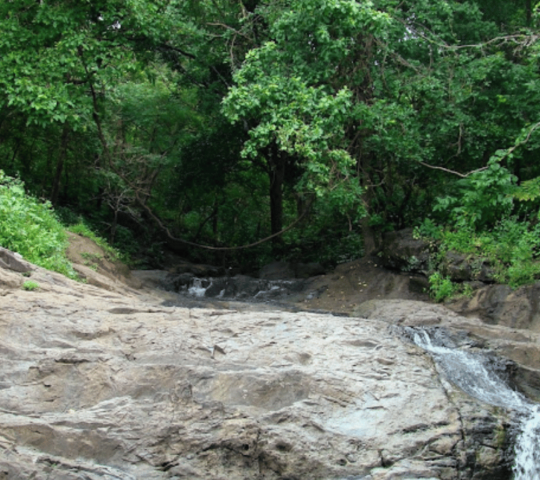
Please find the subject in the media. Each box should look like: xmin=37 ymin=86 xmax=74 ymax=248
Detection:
xmin=410 ymin=328 xmax=540 ymax=479
xmin=188 ymin=277 xmax=211 ymax=297
xmin=181 ymin=275 xmax=304 ymax=302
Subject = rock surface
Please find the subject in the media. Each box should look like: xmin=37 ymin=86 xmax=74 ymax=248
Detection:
xmin=279 ymin=256 xmax=430 ymax=313
xmin=66 ymin=232 xmax=142 ymax=291
xmin=376 ymin=228 xmax=540 ymax=329
xmin=448 ymin=282 xmax=540 ymax=332
xmin=0 ymin=255 xmax=515 ymax=479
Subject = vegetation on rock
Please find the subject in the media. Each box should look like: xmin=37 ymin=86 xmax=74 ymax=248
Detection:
xmin=22 ymin=280 xmax=40 ymax=291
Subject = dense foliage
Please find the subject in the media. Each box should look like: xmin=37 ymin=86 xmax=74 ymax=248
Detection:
xmin=0 ymin=170 xmax=75 ymax=277
xmin=1 ymin=0 xmax=540 ymax=295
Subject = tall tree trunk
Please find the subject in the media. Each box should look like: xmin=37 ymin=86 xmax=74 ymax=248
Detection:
xmin=356 ymin=146 xmax=378 ymax=256
xmin=40 ymin=142 xmax=56 ymax=197
xmin=360 ymin=168 xmax=377 ymax=256
xmin=269 ymin=144 xmax=285 ymax=243
xmin=50 ymin=125 xmax=70 ymax=206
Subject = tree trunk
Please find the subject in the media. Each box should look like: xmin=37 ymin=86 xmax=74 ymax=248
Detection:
xmin=50 ymin=125 xmax=70 ymax=206
xmin=269 ymin=144 xmax=285 ymax=242
xmin=361 ymin=215 xmax=377 ymax=256
xmin=357 ymin=148 xmax=378 ymax=256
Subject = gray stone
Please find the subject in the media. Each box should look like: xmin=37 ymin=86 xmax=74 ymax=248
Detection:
xmin=0 ymin=247 xmax=33 ymax=272
xmin=379 ymin=228 xmax=432 ymax=273
xmin=0 ymin=263 xmax=514 ymax=479
xmin=448 ymin=282 xmax=540 ymax=330
xmin=441 ymin=251 xmax=495 ymax=283
xmin=259 ymin=261 xmax=296 ymax=279
xmin=293 ymin=262 xmax=326 ymax=278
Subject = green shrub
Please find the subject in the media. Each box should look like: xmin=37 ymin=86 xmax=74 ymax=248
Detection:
xmin=22 ymin=280 xmax=40 ymax=291
xmin=429 ymin=272 xmax=458 ymax=302
xmin=428 ymin=272 xmax=474 ymax=302
xmin=419 ymin=214 xmax=540 ymax=296
xmin=0 ymin=171 xmax=76 ymax=278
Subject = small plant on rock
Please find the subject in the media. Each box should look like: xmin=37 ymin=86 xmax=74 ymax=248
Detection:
xmin=22 ymin=280 xmax=40 ymax=291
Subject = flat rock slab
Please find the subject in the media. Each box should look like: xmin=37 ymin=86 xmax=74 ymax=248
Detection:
xmin=0 ymin=266 xmax=510 ymax=479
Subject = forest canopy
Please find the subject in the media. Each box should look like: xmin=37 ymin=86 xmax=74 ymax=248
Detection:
xmin=1 ymin=0 xmax=540 ymax=295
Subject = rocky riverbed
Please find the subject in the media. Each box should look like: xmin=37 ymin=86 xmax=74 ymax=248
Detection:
xmin=3 ymin=242 xmax=537 ymax=479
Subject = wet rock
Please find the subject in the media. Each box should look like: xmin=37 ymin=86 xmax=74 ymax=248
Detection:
xmin=178 ymin=275 xmax=306 ymax=300
xmin=169 ymin=272 xmax=195 ymax=290
xmin=353 ymin=299 xmax=540 ymax=402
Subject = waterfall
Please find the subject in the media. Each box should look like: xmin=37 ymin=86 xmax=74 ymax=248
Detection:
xmin=410 ymin=328 xmax=540 ymax=479
xmin=187 ymin=277 xmax=210 ymax=297
xmin=513 ymin=404 xmax=540 ymax=480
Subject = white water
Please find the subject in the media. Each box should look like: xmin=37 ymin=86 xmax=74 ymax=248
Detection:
xmin=412 ymin=329 xmax=540 ymax=479
xmin=183 ymin=276 xmax=300 ymax=301
xmin=188 ymin=278 xmax=209 ymax=297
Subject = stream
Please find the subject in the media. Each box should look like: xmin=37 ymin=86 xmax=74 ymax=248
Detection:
xmin=410 ymin=328 xmax=540 ymax=479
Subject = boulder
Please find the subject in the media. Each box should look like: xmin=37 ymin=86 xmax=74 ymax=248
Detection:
xmin=379 ymin=229 xmax=498 ymax=284
xmin=0 ymin=247 xmax=33 ymax=273
xmin=293 ymin=262 xmax=326 ymax=278
xmin=441 ymin=251 xmax=495 ymax=283
xmin=448 ymin=282 xmax=540 ymax=331
xmin=259 ymin=261 xmax=296 ymax=279
xmin=0 ymin=262 xmax=514 ymax=479
xmin=379 ymin=228 xmax=431 ymax=273
xmin=172 ymin=262 xmax=225 ymax=277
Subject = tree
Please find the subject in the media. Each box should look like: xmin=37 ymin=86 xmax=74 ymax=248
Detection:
xmin=223 ymin=0 xmax=540 ymax=253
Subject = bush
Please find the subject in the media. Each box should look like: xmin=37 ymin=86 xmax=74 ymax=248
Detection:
xmin=428 ymin=272 xmax=473 ymax=302
xmin=418 ymin=214 xmax=540 ymax=299
xmin=0 ymin=171 xmax=76 ymax=278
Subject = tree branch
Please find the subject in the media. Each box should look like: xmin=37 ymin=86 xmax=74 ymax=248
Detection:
xmin=130 ymin=184 xmax=315 ymax=251
xmin=418 ymin=161 xmax=488 ymax=178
